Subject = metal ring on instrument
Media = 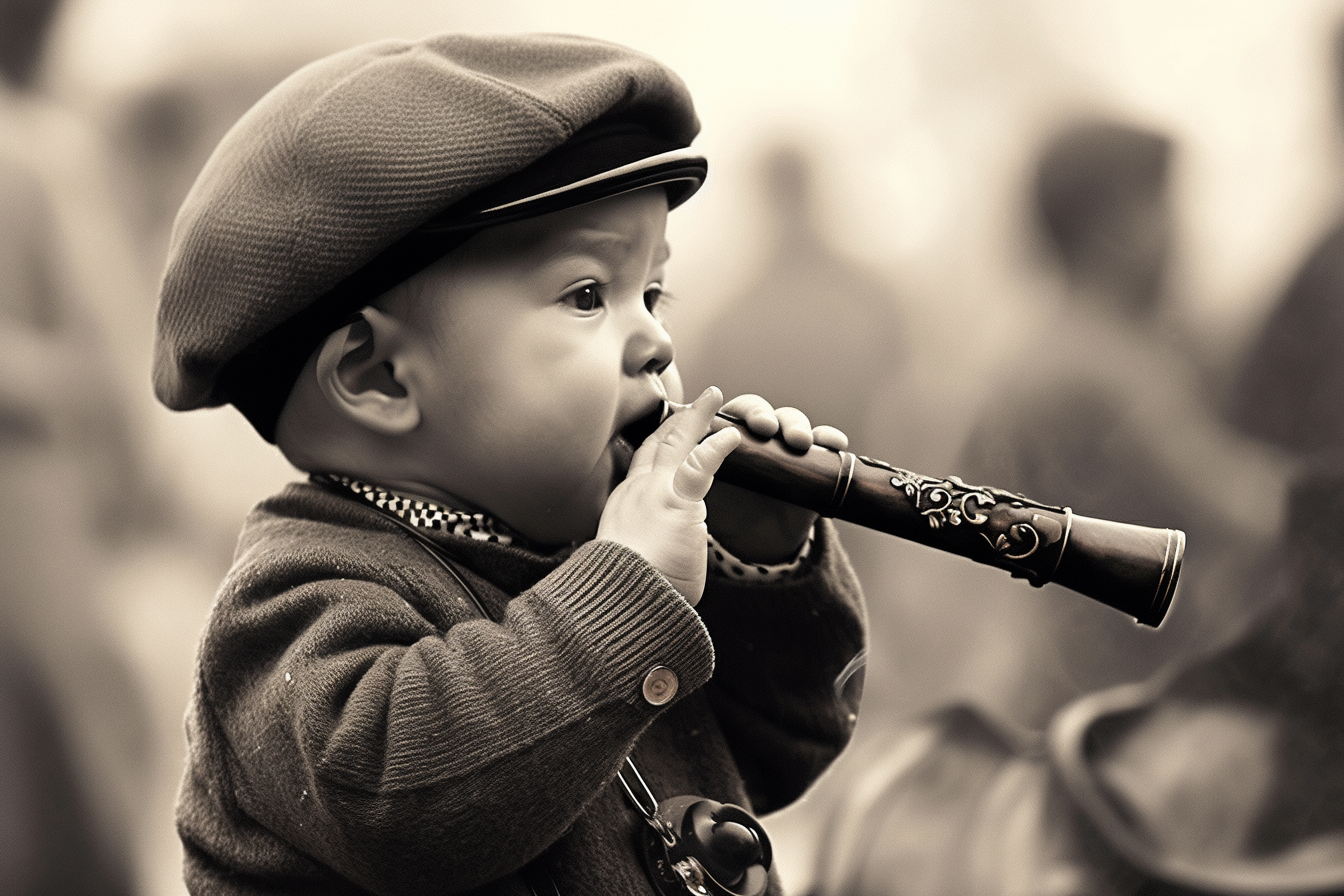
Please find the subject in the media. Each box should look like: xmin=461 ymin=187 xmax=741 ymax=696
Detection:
xmin=825 ymin=451 xmax=856 ymax=519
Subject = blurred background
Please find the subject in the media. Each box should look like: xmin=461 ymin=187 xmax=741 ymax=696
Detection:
xmin=6 ymin=1 xmax=1344 ymax=894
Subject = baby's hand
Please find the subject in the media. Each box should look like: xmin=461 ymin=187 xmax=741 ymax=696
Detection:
xmin=706 ymin=394 xmax=849 ymax=563
xmin=715 ymin=393 xmax=849 ymax=455
xmin=597 ymin=387 xmax=741 ymax=606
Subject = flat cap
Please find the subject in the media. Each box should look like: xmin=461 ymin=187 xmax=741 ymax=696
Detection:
xmin=152 ymin=32 xmax=702 ymax=433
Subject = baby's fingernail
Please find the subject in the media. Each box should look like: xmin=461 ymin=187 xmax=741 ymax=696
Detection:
xmin=698 ymin=386 xmax=717 ymax=401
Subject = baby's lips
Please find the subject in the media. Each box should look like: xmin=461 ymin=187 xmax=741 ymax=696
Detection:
xmin=609 ymin=432 xmax=637 ymax=486
xmin=618 ymin=400 xmax=672 ymax=447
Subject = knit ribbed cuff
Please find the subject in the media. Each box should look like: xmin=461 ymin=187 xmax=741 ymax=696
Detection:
xmin=531 ymin=540 xmax=715 ymax=707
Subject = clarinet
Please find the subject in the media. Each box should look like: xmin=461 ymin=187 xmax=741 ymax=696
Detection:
xmin=624 ymin=402 xmax=1185 ymax=627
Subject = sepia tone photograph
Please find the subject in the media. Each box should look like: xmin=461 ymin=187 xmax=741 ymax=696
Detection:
xmin=3 ymin=1 xmax=1343 ymax=894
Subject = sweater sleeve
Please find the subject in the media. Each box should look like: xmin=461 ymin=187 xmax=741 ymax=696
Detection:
xmin=694 ymin=518 xmax=867 ymax=814
xmin=193 ymin=514 xmax=714 ymax=896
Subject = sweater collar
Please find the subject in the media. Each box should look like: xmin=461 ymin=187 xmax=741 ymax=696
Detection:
xmin=313 ymin=472 xmax=518 ymax=546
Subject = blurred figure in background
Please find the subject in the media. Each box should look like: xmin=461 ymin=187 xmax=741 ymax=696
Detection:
xmin=1226 ymin=202 xmax=1344 ymax=455
xmin=1 ymin=0 xmax=150 ymax=892
xmin=952 ymin=116 xmax=1290 ymax=728
xmin=1224 ymin=21 xmax=1344 ymax=464
xmin=684 ymin=139 xmax=905 ymax=448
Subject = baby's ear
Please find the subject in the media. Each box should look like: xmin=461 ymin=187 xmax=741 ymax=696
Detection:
xmin=314 ymin=307 xmax=420 ymax=436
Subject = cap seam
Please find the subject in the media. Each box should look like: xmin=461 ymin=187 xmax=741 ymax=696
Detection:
xmin=457 ymin=66 xmax=577 ymax=136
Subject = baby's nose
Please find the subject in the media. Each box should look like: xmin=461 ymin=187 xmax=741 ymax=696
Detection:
xmin=624 ymin=315 xmax=674 ymax=377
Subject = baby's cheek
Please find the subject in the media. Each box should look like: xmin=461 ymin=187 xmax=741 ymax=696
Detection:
xmin=504 ymin=407 xmax=608 ymax=492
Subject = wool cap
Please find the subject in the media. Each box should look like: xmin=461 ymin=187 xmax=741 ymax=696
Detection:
xmin=152 ymin=32 xmax=705 ymax=441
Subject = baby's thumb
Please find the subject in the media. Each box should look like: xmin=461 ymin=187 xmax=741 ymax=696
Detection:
xmin=672 ymin=427 xmax=740 ymax=501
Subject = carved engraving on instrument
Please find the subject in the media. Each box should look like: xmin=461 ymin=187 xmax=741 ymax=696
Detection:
xmin=885 ymin=468 xmax=995 ymax=531
xmin=985 ymin=503 xmax=1066 ymax=560
xmin=857 ymin=456 xmax=1067 ymax=563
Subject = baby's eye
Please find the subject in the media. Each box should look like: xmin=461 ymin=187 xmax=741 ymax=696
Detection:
xmin=643 ymin=282 xmax=665 ymax=313
xmin=562 ymin=283 xmax=603 ymax=312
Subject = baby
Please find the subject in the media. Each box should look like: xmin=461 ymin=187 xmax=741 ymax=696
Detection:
xmin=153 ymin=33 xmax=866 ymax=895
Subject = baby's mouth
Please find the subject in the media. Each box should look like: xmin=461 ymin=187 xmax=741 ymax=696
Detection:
xmin=609 ymin=400 xmax=671 ymax=488
xmin=618 ymin=401 xmax=669 ymax=448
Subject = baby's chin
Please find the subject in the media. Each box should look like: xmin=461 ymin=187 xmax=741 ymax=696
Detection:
xmin=500 ymin=459 xmax=621 ymax=548
xmin=553 ymin=436 xmax=632 ymax=545
xmin=502 ymin=504 xmax=600 ymax=549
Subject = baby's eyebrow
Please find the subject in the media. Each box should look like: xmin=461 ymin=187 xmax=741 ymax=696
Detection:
xmin=546 ymin=228 xmax=668 ymax=269
xmin=557 ymin=227 xmax=635 ymax=255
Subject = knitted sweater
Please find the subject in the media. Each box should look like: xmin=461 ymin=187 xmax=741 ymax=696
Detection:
xmin=177 ymin=480 xmax=866 ymax=895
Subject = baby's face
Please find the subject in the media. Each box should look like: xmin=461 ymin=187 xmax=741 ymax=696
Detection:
xmin=392 ymin=187 xmax=679 ymax=545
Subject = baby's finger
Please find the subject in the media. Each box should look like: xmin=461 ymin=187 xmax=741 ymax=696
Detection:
xmin=813 ymin=424 xmax=849 ymax=451
xmin=672 ymin=426 xmax=741 ymax=501
xmin=721 ymin=393 xmax=781 ymax=439
xmin=776 ymin=406 xmax=816 ymax=451
xmin=628 ymin=386 xmax=722 ymax=478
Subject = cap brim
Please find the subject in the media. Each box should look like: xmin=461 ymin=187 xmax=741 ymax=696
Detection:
xmin=422 ymin=147 xmax=707 ymax=233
